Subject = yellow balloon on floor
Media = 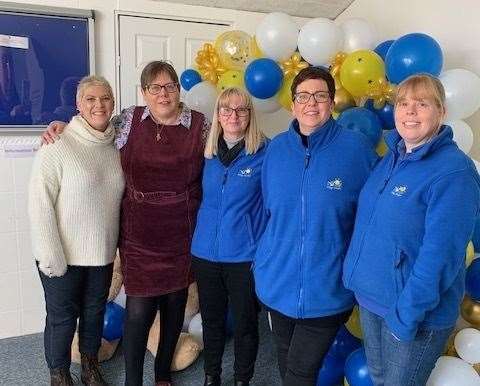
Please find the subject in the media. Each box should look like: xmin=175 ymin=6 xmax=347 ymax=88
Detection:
xmin=466 ymin=241 xmax=475 ymax=267
xmin=345 ymin=306 xmax=363 ymax=339
xmin=340 ymin=50 xmax=385 ymax=97
xmin=376 ymin=137 xmax=388 ymax=157
xmin=216 ymin=70 xmax=245 ymax=92
xmin=215 ymin=30 xmax=252 ymax=71
xmin=277 ymin=75 xmax=295 ymax=111
xmin=461 ymin=295 xmax=480 ymax=328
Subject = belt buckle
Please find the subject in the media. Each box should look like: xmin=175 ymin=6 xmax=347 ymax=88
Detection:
xmin=133 ymin=190 xmax=145 ymax=202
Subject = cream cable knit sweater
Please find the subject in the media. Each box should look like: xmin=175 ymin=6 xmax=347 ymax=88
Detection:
xmin=28 ymin=115 xmax=125 ymax=277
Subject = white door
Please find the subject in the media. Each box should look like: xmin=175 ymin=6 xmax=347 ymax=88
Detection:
xmin=118 ymin=14 xmax=229 ymax=110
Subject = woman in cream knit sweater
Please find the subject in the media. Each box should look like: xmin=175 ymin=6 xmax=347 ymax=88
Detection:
xmin=29 ymin=76 xmax=125 ymax=386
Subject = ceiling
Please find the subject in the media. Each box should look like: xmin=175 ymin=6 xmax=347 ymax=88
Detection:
xmin=156 ymin=0 xmax=355 ymax=19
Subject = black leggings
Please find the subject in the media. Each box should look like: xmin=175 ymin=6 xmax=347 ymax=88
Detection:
xmin=123 ymin=288 xmax=188 ymax=385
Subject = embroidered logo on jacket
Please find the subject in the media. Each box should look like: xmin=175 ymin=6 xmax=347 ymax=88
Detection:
xmin=391 ymin=185 xmax=407 ymax=197
xmin=237 ymin=168 xmax=253 ymax=177
xmin=327 ymin=178 xmax=343 ymax=190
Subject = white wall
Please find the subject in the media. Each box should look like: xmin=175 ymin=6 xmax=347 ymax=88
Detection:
xmin=336 ymin=0 xmax=480 ymax=162
xmin=0 ymin=0 xmax=307 ymax=338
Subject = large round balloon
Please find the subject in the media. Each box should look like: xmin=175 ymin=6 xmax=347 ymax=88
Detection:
xmin=317 ymin=351 xmax=345 ymax=386
xmin=298 ymin=18 xmax=344 ymax=66
xmin=426 ymin=356 xmax=480 ymax=386
xmin=345 ymin=306 xmax=363 ymax=339
xmin=385 ymin=33 xmax=443 ymax=84
xmin=440 ymin=69 xmax=480 ymax=121
xmin=277 ymin=75 xmax=295 ymax=111
xmin=215 ymin=30 xmax=252 ymax=71
xmin=445 ymin=120 xmax=474 ymax=153
xmin=365 ymin=100 xmax=395 ymax=130
xmin=255 ymin=12 xmax=298 ymax=61
xmin=180 ymin=69 xmax=202 ymax=91
xmin=184 ymin=81 xmax=218 ymax=121
xmin=454 ymin=328 xmax=480 ymax=364
xmin=374 ymin=40 xmax=394 ymax=61
xmin=334 ymin=87 xmax=356 ymax=114
xmin=466 ymin=259 xmax=480 ymax=301
xmin=188 ymin=313 xmax=204 ymax=349
xmin=103 ymin=302 xmax=125 ymax=341
xmin=340 ymin=18 xmax=377 ymax=53
xmin=252 ymin=95 xmax=282 ymax=113
xmin=329 ymin=326 xmax=362 ymax=359
xmin=337 ymin=107 xmax=383 ymax=146
xmin=216 ymin=70 xmax=245 ymax=92
xmin=461 ymin=295 xmax=480 ymax=327
xmin=340 ymin=50 xmax=385 ymax=97
xmin=113 ymin=285 xmax=126 ymax=309
xmin=244 ymin=58 xmax=283 ymax=99
xmin=344 ymin=348 xmax=374 ymax=386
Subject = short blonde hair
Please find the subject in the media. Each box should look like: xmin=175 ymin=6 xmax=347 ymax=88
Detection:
xmin=395 ymin=74 xmax=446 ymax=111
xmin=76 ymin=75 xmax=114 ymax=104
xmin=204 ymin=87 xmax=265 ymax=158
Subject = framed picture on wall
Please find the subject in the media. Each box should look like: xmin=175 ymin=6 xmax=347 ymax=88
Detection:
xmin=0 ymin=2 xmax=94 ymax=132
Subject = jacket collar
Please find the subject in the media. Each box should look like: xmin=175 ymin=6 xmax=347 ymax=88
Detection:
xmin=288 ymin=117 xmax=339 ymax=150
xmin=385 ymin=125 xmax=454 ymax=161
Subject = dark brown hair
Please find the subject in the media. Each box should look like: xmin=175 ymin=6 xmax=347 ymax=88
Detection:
xmin=291 ymin=66 xmax=335 ymax=101
xmin=140 ymin=61 xmax=180 ymax=90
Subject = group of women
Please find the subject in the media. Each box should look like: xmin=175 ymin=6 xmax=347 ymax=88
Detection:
xmin=30 ymin=59 xmax=480 ymax=386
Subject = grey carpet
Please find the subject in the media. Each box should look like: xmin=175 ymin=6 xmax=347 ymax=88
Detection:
xmin=0 ymin=311 xmax=281 ymax=386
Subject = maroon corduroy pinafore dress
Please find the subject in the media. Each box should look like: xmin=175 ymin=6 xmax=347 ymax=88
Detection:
xmin=119 ymin=106 xmax=205 ymax=297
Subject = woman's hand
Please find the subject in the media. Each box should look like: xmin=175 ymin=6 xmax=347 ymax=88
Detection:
xmin=41 ymin=121 xmax=67 ymax=144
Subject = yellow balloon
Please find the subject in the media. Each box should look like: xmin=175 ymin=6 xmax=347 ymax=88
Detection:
xmin=250 ymin=36 xmax=263 ymax=59
xmin=340 ymin=50 xmax=386 ymax=97
xmin=332 ymin=111 xmax=340 ymax=120
xmin=216 ymin=70 xmax=245 ymax=92
xmin=334 ymin=87 xmax=356 ymax=114
xmin=277 ymin=75 xmax=295 ymax=111
xmin=344 ymin=377 xmax=350 ymax=386
xmin=461 ymin=295 xmax=480 ymax=328
xmin=376 ymin=137 xmax=388 ymax=157
xmin=466 ymin=241 xmax=475 ymax=267
xmin=345 ymin=305 xmax=363 ymax=339
xmin=215 ymin=30 xmax=252 ymax=71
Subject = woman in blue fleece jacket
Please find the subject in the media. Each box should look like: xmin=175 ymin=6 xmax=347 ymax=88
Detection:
xmin=343 ymin=74 xmax=480 ymax=386
xmin=191 ymin=87 xmax=268 ymax=386
xmin=253 ymin=67 xmax=378 ymax=386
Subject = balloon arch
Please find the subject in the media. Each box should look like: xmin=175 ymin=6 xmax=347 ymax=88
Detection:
xmin=180 ymin=12 xmax=480 ymax=386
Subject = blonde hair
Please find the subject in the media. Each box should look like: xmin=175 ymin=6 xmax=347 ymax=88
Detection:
xmin=395 ymin=74 xmax=446 ymax=111
xmin=204 ymin=87 xmax=265 ymax=158
xmin=76 ymin=75 xmax=114 ymax=104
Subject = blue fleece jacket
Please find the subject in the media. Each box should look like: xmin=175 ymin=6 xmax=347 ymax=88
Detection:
xmin=191 ymin=141 xmax=268 ymax=263
xmin=254 ymin=118 xmax=378 ymax=319
xmin=343 ymin=126 xmax=480 ymax=341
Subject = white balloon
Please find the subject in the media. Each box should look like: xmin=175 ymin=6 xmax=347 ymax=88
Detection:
xmin=184 ymin=81 xmax=218 ymax=121
xmin=256 ymin=12 xmax=298 ymax=62
xmin=252 ymin=96 xmax=281 ymax=113
xmin=455 ymin=328 xmax=480 ymax=364
xmin=440 ymin=69 xmax=480 ymax=120
xmin=474 ymin=159 xmax=480 ymax=174
xmin=188 ymin=313 xmax=204 ymax=349
xmin=182 ymin=312 xmax=195 ymax=332
xmin=113 ymin=285 xmax=126 ymax=309
xmin=426 ymin=356 xmax=480 ymax=386
xmin=298 ymin=18 xmax=344 ymax=66
xmin=339 ymin=18 xmax=377 ymax=52
xmin=445 ymin=120 xmax=474 ymax=153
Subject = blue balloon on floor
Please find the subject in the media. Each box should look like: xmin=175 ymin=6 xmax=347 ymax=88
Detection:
xmin=337 ymin=107 xmax=383 ymax=146
xmin=103 ymin=301 xmax=125 ymax=341
xmin=180 ymin=69 xmax=202 ymax=91
xmin=385 ymin=33 xmax=443 ymax=84
xmin=374 ymin=39 xmax=394 ymax=61
xmin=244 ymin=58 xmax=283 ymax=99
xmin=473 ymin=217 xmax=480 ymax=251
xmin=466 ymin=259 xmax=480 ymax=301
xmin=329 ymin=326 xmax=362 ymax=360
xmin=365 ymin=100 xmax=395 ymax=130
xmin=317 ymin=351 xmax=345 ymax=386
xmin=345 ymin=348 xmax=374 ymax=386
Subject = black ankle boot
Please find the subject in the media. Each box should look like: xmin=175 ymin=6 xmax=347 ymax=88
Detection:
xmin=50 ymin=368 xmax=74 ymax=386
xmin=204 ymin=374 xmax=221 ymax=386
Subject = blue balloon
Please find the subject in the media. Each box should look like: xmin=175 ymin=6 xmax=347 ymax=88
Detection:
xmin=365 ymin=100 xmax=395 ymax=130
xmin=337 ymin=107 xmax=383 ymax=146
xmin=103 ymin=301 xmax=125 ymax=341
xmin=244 ymin=58 xmax=283 ymax=99
xmin=317 ymin=351 xmax=345 ymax=386
xmin=345 ymin=348 xmax=374 ymax=386
xmin=385 ymin=33 xmax=443 ymax=84
xmin=473 ymin=217 xmax=480 ymax=252
xmin=466 ymin=259 xmax=480 ymax=301
xmin=374 ymin=40 xmax=394 ymax=61
xmin=329 ymin=326 xmax=362 ymax=360
xmin=180 ymin=69 xmax=202 ymax=91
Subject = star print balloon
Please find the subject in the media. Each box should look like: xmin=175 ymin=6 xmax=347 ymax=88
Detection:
xmin=340 ymin=50 xmax=385 ymax=97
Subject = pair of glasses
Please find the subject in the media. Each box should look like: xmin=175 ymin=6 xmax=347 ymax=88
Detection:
xmin=293 ymin=91 xmax=330 ymax=104
xmin=145 ymin=82 xmax=178 ymax=95
xmin=218 ymin=106 xmax=250 ymax=117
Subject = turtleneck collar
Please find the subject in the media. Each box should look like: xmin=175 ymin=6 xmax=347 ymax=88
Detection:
xmin=67 ymin=115 xmax=115 ymax=145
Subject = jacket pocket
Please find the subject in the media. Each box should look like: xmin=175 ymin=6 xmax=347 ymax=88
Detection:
xmin=245 ymin=214 xmax=255 ymax=246
xmin=393 ymin=248 xmax=409 ymax=296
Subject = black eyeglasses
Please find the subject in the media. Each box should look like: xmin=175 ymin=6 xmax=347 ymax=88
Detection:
xmin=218 ymin=106 xmax=250 ymax=117
xmin=145 ymin=82 xmax=178 ymax=95
xmin=293 ymin=91 xmax=330 ymax=104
